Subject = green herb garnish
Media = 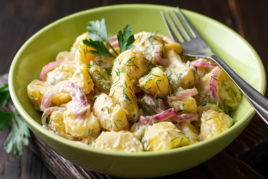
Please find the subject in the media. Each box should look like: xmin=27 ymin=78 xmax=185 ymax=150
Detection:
xmin=0 ymin=84 xmax=11 ymax=107
xmin=0 ymin=85 xmax=30 ymax=157
xmin=83 ymin=39 xmax=116 ymax=58
xmin=84 ymin=18 xmax=135 ymax=58
xmin=117 ymin=23 xmax=135 ymax=53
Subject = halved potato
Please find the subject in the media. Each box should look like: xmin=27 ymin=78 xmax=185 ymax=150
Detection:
xmin=27 ymin=80 xmax=71 ymax=110
xmin=91 ymin=131 xmax=143 ymax=152
xmin=166 ymin=50 xmax=195 ymax=91
xmin=112 ymin=50 xmax=150 ymax=85
xmin=93 ymin=93 xmax=129 ymax=131
xmin=63 ymin=101 xmax=100 ymax=138
xmin=142 ymin=122 xmax=189 ymax=151
xmin=110 ymin=73 xmax=139 ymax=122
xmin=200 ymin=109 xmax=233 ymax=140
xmin=139 ymin=67 xmax=170 ymax=97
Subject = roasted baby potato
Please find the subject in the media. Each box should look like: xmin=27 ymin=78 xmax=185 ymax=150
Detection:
xmin=130 ymin=122 xmax=147 ymax=140
xmin=112 ymin=50 xmax=150 ymax=85
xmin=196 ymin=66 xmax=241 ymax=112
xmin=168 ymin=88 xmax=197 ymax=113
xmin=142 ymin=122 xmax=189 ymax=151
xmin=46 ymin=63 xmax=76 ymax=85
xmin=132 ymin=32 xmax=181 ymax=65
xmin=110 ymin=73 xmax=139 ymax=122
xmin=180 ymin=122 xmax=200 ymax=144
xmin=88 ymin=64 xmax=111 ymax=93
xmin=91 ymin=131 xmax=143 ymax=152
xmin=47 ymin=108 xmax=74 ymax=140
xmin=71 ymin=63 xmax=94 ymax=95
xmin=139 ymin=67 xmax=170 ymax=97
xmin=166 ymin=50 xmax=195 ymax=90
xmin=217 ymin=67 xmax=242 ymax=112
xmin=93 ymin=93 xmax=129 ymax=131
xmin=27 ymin=80 xmax=71 ymax=110
xmin=200 ymin=109 xmax=233 ymax=140
xmin=63 ymin=102 xmax=101 ymax=138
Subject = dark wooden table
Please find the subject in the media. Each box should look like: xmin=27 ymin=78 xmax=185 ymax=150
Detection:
xmin=1 ymin=0 xmax=268 ymax=178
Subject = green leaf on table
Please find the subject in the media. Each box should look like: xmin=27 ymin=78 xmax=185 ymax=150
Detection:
xmin=0 ymin=84 xmax=11 ymax=106
xmin=0 ymin=111 xmax=14 ymax=130
xmin=0 ymin=84 xmax=8 ymax=91
xmin=4 ymin=113 xmax=30 ymax=156
xmin=87 ymin=18 xmax=108 ymax=42
xmin=117 ymin=23 xmax=135 ymax=53
xmin=83 ymin=39 xmax=116 ymax=58
xmin=15 ymin=113 xmax=30 ymax=138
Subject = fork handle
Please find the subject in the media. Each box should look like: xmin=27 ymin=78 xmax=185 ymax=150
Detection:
xmin=209 ymin=54 xmax=268 ymax=123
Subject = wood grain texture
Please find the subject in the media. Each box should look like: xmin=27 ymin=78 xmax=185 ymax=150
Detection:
xmin=1 ymin=0 xmax=268 ymax=178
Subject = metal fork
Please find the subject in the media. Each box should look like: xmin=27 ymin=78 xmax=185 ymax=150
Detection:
xmin=161 ymin=7 xmax=268 ymax=124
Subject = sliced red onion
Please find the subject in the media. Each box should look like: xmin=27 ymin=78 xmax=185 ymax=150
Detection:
xmin=143 ymin=95 xmax=167 ymax=114
xmin=154 ymin=45 xmax=169 ymax=66
xmin=170 ymin=113 xmax=198 ymax=122
xmin=139 ymin=116 xmax=150 ymax=125
xmin=186 ymin=61 xmax=192 ymax=68
xmin=41 ymin=107 xmax=59 ymax=125
xmin=144 ymin=94 xmax=155 ymax=106
xmin=209 ymin=67 xmax=220 ymax=105
xmin=167 ymin=88 xmax=198 ymax=103
xmin=111 ymin=40 xmax=119 ymax=47
xmin=40 ymin=81 xmax=69 ymax=111
xmin=66 ymin=82 xmax=88 ymax=118
xmin=154 ymin=108 xmax=164 ymax=113
xmin=40 ymin=61 xmax=62 ymax=81
xmin=108 ymin=36 xmax=119 ymax=47
xmin=41 ymin=81 xmax=88 ymax=118
xmin=139 ymin=108 xmax=176 ymax=125
xmin=191 ymin=59 xmax=217 ymax=69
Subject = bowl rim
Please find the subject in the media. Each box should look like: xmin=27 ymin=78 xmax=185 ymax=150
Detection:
xmin=9 ymin=4 xmax=266 ymax=157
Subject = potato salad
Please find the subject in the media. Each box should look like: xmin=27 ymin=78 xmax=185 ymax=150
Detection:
xmin=27 ymin=19 xmax=242 ymax=152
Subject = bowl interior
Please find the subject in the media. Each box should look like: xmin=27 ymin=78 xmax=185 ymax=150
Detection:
xmin=9 ymin=4 xmax=266 ymax=175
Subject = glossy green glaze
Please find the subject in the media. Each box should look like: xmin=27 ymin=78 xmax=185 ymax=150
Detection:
xmin=9 ymin=4 xmax=266 ymax=178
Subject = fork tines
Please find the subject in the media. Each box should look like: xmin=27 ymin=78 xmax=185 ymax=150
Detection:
xmin=161 ymin=7 xmax=198 ymax=43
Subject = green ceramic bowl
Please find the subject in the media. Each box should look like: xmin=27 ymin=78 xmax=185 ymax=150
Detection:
xmin=9 ymin=4 xmax=265 ymax=178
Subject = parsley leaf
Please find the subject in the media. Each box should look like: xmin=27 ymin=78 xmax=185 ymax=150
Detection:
xmin=86 ymin=18 xmax=118 ymax=57
xmin=0 ymin=84 xmax=11 ymax=106
xmin=0 ymin=84 xmax=30 ymax=156
xmin=4 ymin=112 xmax=30 ymax=156
xmin=87 ymin=18 xmax=108 ymax=42
xmin=85 ymin=18 xmax=135 ymax=57
xmin=117 ymin=23 xmax=135 ymax=53
xmin=83 ymin=39 xmax=116 ymax=58
xmin=0 ymin=111 xmax=14 ymax=130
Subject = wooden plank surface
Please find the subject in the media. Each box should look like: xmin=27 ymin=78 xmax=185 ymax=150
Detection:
xmin=1 ymin=0 xmax=268 ymax=178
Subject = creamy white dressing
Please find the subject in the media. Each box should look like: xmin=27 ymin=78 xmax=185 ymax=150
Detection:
xmin=46 ymin=64 xmax=75 ymax=85
xmin=133 ymin=32 xmax=163 ymax=62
